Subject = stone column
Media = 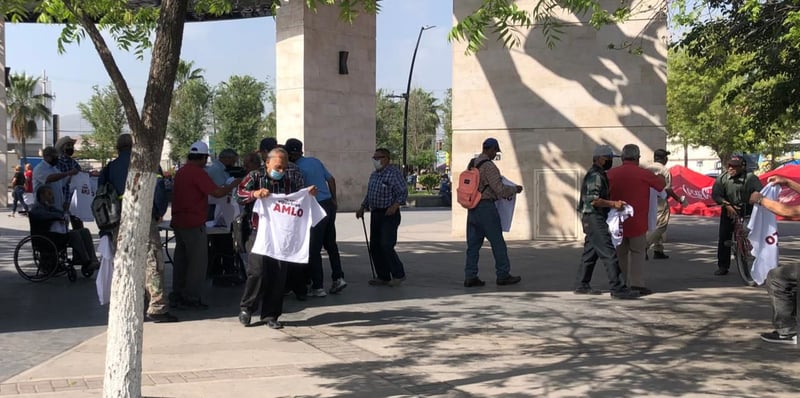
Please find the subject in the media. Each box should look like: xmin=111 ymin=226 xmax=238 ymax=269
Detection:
xmin=0 ymin=19 xmax=8 ymax=208
xmin=451 ymin=0 xmax=667 ymax=240
xmin=275 ymin=1 xmax=376 ymax=211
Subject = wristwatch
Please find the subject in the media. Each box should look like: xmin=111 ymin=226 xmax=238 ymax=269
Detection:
xmin=756 ymin=195 xmax=764 ymax=205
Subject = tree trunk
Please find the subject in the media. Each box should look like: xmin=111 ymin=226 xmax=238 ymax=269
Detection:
xmin=67 ymin=0 xmax=188 ymax=396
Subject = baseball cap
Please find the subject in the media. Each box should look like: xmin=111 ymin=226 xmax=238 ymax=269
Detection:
xmin=259 ymin=137 xmax=278 ymax=152
xmin=592 ymin=145 xmax=619 ymax=158
xmin=284 ymin=138 xmax=303 ymax=154
xmin=189 ymin=141 xmax=209 ymax=155
xmin=654 ymin=149 xmax=670 ymax=158
xmin=482 ymin=138 xmax=501 ymax=152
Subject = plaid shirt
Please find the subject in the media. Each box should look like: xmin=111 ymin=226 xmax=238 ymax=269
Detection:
xmin=56 ymin=155 xmax=81 ymax=208
xmin=578 ymin=164 xmax=609 ymax=215
xmin=361 ymin=165 xmax=407 ymax=210
xmin=236 ymin=163 xmax=304 ymax=230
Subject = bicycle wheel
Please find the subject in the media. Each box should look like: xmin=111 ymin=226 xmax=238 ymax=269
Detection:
xmin=14 ymin=236 xmax=59 ymax=282
xmin=734 ymin=239 xmax=757 ymax=287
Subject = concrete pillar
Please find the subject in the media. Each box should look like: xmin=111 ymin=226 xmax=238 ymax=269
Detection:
xmin=1 ymin=19 xmax=8 ymax=208
xmin=451 ymin=0 xmax=667 ymax=240
xmin=275 ymin=1 xmax=376 ymax=211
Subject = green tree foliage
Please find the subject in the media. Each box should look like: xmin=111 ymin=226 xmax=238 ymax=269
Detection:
xmin=213 ymin=75 xmax=268 ymax=157
xmin=407 ymin=88 xmax=441 ymax=170
xmin=674 ymin=0 xmax=800 ymax=148
xmin=260 ymin=80 xmax=277 ymax=138
xmin=441 ymin=89 xmax=452 ymax=154
xmin=175 ymin=59 xmax=204 ymax=88
xmin=167 ymin=78 xmax=213 ymax=162
xmin=77 ymin=84 xmax=126 ymax=165
xmin=418 ymin=172 xmax=440 ymax=193
xmin=375 ymin=89 xmax=403 ymax=158
xmin=6 ymin=73 xmax=53 ymax=163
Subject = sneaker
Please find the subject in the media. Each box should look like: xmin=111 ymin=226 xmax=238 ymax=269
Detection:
xmin=653 ymin=251 xmax=669 ymax=259
xmin=308 ymin=288 xmax=328 ymax=297
xmin=388 ymin=277 xmax=406 ymax=287
xmin=714 ymin=268 xmax=729 ymax=276
xmin=368 ymin=278 xmax=390 ymax=286
xmin=329 ymin=278 xmax=348 ymax=294
xmin=611 ymin=289 xmax=641 ymax=300
xmin=760 ymin=331 xmax=798 ymax=345
xmin=574 ymin=286 xmax=602 ymax=295
xmin=496 ymin=275 xmax=522 ymax=286
xmin=265 ymin=318 xmax=284 ymax=329
xmin=147 ymin=312 xmax=179 ymax=323
xmin=464 ymin=277 xmax=486 ymax=287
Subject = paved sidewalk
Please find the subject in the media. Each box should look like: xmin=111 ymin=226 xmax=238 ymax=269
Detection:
xmin=1 ymin=207 xmax=800 ymax=397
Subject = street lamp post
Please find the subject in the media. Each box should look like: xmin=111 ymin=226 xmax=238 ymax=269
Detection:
xmin=400 ymin=25 xmax=434 ymax=176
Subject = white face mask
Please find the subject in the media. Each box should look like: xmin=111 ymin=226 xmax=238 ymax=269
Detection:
xmin=372 ymin=158 xmax=384 ymax=171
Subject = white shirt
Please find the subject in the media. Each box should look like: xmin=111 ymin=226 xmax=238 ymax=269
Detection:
xmin=607 ymin=204 xmax=634 ymax=248
xmin=33 ymin=161 xmax=65 ymax=208
xmin=495 ymin=176 xmax=518 ymax=232
xmin=748 ymin=183 xmax=781 ymax=285
xmin=69 ymin=172 xmax=95 ymax=221
xmin=251 ymin=188 xmax=326 ymax=263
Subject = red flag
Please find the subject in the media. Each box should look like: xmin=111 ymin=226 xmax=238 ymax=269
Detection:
xmin=668 ymin=165 xmax=720 ymax=216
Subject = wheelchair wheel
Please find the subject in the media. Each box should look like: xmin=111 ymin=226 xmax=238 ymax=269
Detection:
xmin=67 ymin=267 xmax=77 ymax=282
xmin=81 ymin=264 xmax=95 ymax=278
xmin=14 ymin=236 xmax=59 ymax=282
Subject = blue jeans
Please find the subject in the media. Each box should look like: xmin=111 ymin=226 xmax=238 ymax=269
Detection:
xmin=465 ymin=200 xmax=511 ymax=279
xmin=12 ymin=186 xmax=28 ymax=213
xmin=370 ymin=209 xmax=405 ymax=281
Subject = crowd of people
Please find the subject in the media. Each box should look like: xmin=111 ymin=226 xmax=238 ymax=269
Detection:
xmin=9 ymin=135 xmax=797 ymax=345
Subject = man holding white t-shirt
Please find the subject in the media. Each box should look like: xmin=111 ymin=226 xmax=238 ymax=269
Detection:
xmin=236 ymin=147 xmax=318 ymax=329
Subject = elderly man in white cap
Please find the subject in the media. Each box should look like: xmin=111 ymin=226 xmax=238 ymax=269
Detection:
xmin=170 ymin=141 xmax=240 ymax=309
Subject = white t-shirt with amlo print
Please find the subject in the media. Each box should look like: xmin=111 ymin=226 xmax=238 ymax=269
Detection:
xmin=251 ymin=187 xmax=326 ymax=263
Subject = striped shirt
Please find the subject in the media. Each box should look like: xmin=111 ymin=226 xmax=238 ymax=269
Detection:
xmin=473 ymin=154 xmax=517 ymax=201
xmin=236 ymin=164 xmax=305 ymax=230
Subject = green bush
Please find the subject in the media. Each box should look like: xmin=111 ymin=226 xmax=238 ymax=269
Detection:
xmin=418 ymin=173 xmax=440 ymax=193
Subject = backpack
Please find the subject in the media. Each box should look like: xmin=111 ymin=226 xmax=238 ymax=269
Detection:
xmin=456 ymin=158 xmax=490 ymax=209
xmin=92 ymin=169 xmax=122 ymax=231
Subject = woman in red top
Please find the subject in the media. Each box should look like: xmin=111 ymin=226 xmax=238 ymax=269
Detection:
xmin=23 ymin=163 xmax=33 ymax=193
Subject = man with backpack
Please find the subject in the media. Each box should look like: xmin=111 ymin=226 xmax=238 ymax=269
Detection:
xmin=463 ymin=138 xmax=523 ymax=287
xmin=99 ymin=134 xmax=178 ymax=323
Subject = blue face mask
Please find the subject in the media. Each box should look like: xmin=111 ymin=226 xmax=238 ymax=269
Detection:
xmin=269 ymin=169 xmax=284 ymax=180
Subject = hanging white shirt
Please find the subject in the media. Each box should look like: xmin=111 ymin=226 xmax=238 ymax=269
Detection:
xmin=69 ymin=172 xmax=95 ymax=221
xmin=607 ymin=204 xmax=634 ymax=248
xmin=495 ymin=176 xmax=518 ymax=232
xmin=96 ymin=235 xmax=114 ymax=306
xmin=251 ymin=188 xmax=326 ymax=263
xmin=748 ymin=183 xmax=781 ymax=285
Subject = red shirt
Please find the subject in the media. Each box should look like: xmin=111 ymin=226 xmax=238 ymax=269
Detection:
xmin=171 ymin=163 xmax=218 ymax=228
xmin=24 ymin=170 xmax=33 ymax=193
xmin=607 ymin=161 xmax=666 ymax=237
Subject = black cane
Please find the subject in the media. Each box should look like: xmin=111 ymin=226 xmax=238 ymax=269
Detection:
xmin=361 ymin=216 xmax=377 ymax=279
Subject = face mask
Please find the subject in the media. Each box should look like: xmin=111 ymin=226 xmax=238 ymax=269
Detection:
xmin=372 ymin=159 xmax=384 ymax=171
xmin=602 ymin=159 xmax=613 ymax=171
xmin=269 ymin=169 xmax=284 ymax=180
xmin=64 ymin=148 xmax=75 ymax=157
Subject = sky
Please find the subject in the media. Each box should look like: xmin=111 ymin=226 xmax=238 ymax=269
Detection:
xmin=5 ymin=0 xmax=453 ymax=134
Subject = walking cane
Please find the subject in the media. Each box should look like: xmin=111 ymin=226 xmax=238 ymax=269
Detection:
xmin=361 ymin=216 xmax=377 ymax=279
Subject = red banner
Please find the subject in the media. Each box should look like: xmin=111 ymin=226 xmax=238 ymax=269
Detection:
xmin=668 ymin=164 xmax=800 ymax=219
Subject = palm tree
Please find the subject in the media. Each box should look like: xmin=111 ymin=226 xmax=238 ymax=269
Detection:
xmin=175 ymin=59 xmax=204 ymax=88
xmin=6 ymin=73 xmax=53 ymax=164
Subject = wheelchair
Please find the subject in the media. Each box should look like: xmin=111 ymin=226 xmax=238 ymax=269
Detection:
xmin=13 ymin=234 xmax=95 ymax=283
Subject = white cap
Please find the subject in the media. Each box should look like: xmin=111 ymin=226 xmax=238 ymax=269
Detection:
xmin=189 ymin=141 xmax=209 ymax=155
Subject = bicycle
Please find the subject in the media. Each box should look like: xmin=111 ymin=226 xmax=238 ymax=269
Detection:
xmin=726 ymin=215 xmax=757 ymax=287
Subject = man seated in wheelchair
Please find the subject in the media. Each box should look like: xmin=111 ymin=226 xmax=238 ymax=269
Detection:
xmin=29 ymin=185 xmax=99 ymax=270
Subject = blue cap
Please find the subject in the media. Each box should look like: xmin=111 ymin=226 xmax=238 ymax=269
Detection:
xmin=482 ymin=138 xmax=501 ymax=152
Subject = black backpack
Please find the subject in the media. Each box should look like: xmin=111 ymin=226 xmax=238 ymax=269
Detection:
xmin=92 ymin=168 xmax=122 ymax=230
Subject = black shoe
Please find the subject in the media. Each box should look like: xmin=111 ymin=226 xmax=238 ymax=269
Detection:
xmin=653 ymin=251 xmax=669 ymax=259
xmin=496 ymin=275 xmax=521 ymax=285
xmin=265 ymin=318 xmax=283 ymax=329
xmin=464 ymin=277 xmax=486 ymax=287
xmin=760 ymin=331 xmax=798 ymax=345
xmin=630 ymin=286 xmax=654 ymax=296
xmin=714 ymin=268 xmax=729 ymax=276
xmin=147 ymin=312 xmax=179 ymax=323
xmin=574 ymin=286 xmax=602 ymax=295
xmin=611 ymin=289 xmax=641 ymax=300
xmin=238 ymin=310 xmax=252 ymax=326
